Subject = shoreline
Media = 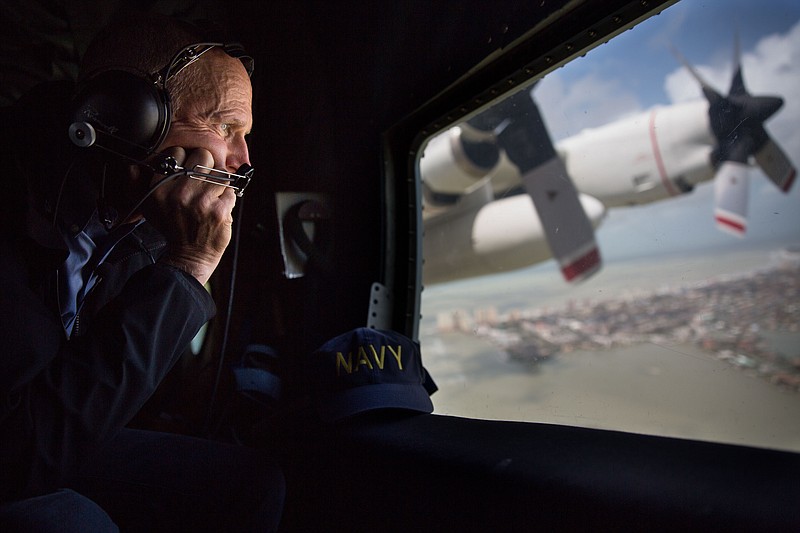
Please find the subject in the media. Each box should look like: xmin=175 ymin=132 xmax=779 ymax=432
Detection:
xmin=424 ymin=332 xmax=800 ymax=453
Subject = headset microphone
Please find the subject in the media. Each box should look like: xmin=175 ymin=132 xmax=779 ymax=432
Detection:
xmin=156 ymin=155 xmax=253 ymax=197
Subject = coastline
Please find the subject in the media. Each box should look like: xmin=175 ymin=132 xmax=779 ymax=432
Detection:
xmin=421 ymin=242 xmax=800 ymax=453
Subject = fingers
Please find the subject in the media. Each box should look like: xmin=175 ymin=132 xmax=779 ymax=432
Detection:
xmin=153 ymin=147 xmax=235 ymax=205
xmin=182 ymin=147 xmax=213 ymax=178
xmin=146 ymin=147 xmax=238 ymax=268
xmin=115 ymin=146 xmax=239 ymax=285
xmin=182 ymin=149 xmax=238 ymax=214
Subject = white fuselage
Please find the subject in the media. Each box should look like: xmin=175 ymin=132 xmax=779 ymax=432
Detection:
xmin=558 ymin=100 xmax=715 ymax=207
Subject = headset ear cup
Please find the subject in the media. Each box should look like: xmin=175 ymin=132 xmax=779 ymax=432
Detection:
xmin=70 ymin=70 xmax=171 ymax=159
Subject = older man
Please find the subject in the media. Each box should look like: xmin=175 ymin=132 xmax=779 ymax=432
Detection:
xmin=0 ymin=11 xmax=284 ymax=532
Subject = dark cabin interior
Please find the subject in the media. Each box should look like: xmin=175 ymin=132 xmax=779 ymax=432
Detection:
xmin=2 ymin=0 xmax=799 ymax=530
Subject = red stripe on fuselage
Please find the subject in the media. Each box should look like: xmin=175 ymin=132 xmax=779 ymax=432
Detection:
xmin=649 ymin=109 xmax=678 ymax=197
xmin=715 ymin=214 xmax=746 ymax=234
xmin=561 ymin=247 xmax=601 ymax=282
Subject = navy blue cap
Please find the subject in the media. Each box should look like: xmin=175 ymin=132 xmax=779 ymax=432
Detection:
xmin=310 ymin=328 xmax=434 ymax=421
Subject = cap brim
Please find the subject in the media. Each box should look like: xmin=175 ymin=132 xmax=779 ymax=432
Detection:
xmin=317 ymin=383 xmax=433 ymax=422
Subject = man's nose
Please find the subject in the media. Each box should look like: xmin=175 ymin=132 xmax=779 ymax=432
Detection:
xmin=226 ymin=135 xmax=250 ymax=173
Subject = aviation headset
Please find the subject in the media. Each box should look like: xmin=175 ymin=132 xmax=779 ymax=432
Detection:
xmin=68 ymin=40 xmax=255 ymax=192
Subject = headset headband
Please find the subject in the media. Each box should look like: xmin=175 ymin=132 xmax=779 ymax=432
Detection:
xmin=152 ymin=41 xmax=255 ymax=88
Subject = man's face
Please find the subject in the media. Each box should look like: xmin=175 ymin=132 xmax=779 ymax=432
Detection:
xmin=160 ymin=50 xmax=253 ymax=174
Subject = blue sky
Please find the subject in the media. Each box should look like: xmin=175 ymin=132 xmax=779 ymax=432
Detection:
xmin=534 ymin=0 xmax=800 ymax=261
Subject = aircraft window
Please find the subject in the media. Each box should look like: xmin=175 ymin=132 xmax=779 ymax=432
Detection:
xmin=418 ymin=0 xmax=800 ymax=453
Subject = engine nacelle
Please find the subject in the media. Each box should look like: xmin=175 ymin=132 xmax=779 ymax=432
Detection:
xmin=419 ymin=126 xmax=501 ymax=198
xmin=423 ymin=192 xmax=605 ymax=285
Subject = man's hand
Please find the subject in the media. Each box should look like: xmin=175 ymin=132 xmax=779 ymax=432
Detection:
xmin=144 ymin=146 xmax=237 ymax=286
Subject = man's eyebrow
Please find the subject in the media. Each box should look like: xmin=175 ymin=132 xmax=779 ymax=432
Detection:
xmin=210 ymin=114 xmax=244 ymax=125
xmin=209 ymin=112 xmax=252 ymax=134
xmin=209 ymin=110 xmax=248 ymax=124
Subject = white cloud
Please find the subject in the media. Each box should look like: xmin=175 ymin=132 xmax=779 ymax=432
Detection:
xmin=535 ymin=70 xmax=642 ymax=141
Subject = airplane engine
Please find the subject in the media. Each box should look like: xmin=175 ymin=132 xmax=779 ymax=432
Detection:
xmin=423 ymin=192 xmax=605 ymax=285
xmin=419 ymin=125 xmax=500 ymax=201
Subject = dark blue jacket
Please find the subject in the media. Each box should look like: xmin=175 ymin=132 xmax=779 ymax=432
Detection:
xmin=0 ymin=82 xmax=216 ymax=500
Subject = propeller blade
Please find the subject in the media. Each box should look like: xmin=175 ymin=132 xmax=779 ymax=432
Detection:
xmin=714 ymin=161 xmax=750 ymax=236
xmin=754 ymin=137 xmax=797 ymax=192
xmin=495 ymin=89 xmax=601 ymax=282
xmin=729 ymin=32 xmax=747 ymax=97
xmin=670 ymin=45 xmax=723 ymax=101
xmin=520 ymin=160 xmax=602 ymax=282
xmin=732 ymin=94 xmax=784 ymax=124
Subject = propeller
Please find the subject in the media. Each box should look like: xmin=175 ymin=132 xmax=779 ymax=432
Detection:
xmin=467 ymin=87 xmax=601 ymax=282
xmin=674 ymin=42 xmax=796 ymax=236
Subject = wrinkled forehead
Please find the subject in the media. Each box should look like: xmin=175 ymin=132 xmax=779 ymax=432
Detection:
xmin=178 ymin=50 xmax=253 ymax=120
xmin=202 ymin=50 xmax=252 ymax=88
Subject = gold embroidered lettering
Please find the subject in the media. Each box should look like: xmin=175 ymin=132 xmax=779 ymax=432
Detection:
xmin=336 ymin=352 xmax=353 ymax=376
xmin=355 ymin=346 xmax=374 ymax=371
xmin=387 ymin=345 xmax=403 ymax=370
xmin=370 ymin=344 xmax=386 ymax=369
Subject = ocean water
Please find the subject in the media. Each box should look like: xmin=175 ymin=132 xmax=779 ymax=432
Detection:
xmin=420 ymin=240 xmax=800 ymax=452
